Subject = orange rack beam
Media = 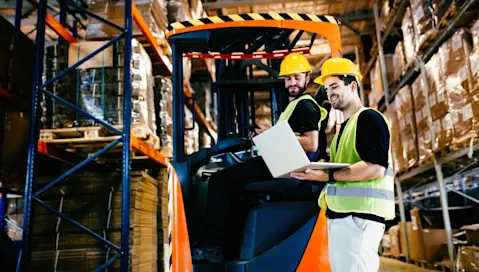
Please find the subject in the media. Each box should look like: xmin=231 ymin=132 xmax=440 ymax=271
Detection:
xmin=27 ymin=0 xmax=78 ymax=44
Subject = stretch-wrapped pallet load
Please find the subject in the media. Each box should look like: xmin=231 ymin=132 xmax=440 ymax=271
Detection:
xmin=410 ymin=0 xmax=436 ymax=49
xmin=42 ymin=39 xmax=158 ymax=139
xmin=402 ymin=7 xmax=418 ymax=67
xmin=393 ymin=42 xmax=407 ymax=82
xmin=184 ymin=105 xmax=199 ymax=155
xmin=154 ymin=76 xmax=173 ymax=154
xmin=29 ymin=172 xmax=159 ymax=272
xmin=439 ymin=29 xmax=478 ymax=146
xmin=86 ymin=0 xmax=169 ymax=41
xmin=396 ymin=86 xmax=418 ymax=171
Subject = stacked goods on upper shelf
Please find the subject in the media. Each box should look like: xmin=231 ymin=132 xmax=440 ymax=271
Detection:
xmin=86 ymin=0 xmax=169 ymax=41
xmin=469 ymin=21 xmax=479 ymax=95
xmin=154 ymin=76 xmax=173 ymax=156
xmin=438 ymin=28 xmax=477 ymax=146
xmin=385 ymin=100 xmax=404 ymax=173
xmin=0 ymin=15 xmax=35 ymax=101
xmin=30 ymin=172 xmax=159 ymax=272
xmin=184 ymin=105 xmax=199 ymax=155
xmin=402 ymin=7 xmax=418 ymax=67
xmin=393 ymin=42 xmax=407 ymax=82
xmin=425 ymin=53 xmax=454 ymax=152
xmin=410 ymin=0 xmax=437 ymax=49
xmin=42 ymin=40 xmax=158 ymax=141
xmin=396 ymin=85 xmax=418 ymax=172
xmin=369 ymin=56 xmax=394 ymax=109
xmin=412 ymin=76 xmax=434 ymax=163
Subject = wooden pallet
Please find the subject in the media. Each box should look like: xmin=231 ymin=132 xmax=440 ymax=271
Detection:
xmin=40 ymin=124 xmax=160 ymax=150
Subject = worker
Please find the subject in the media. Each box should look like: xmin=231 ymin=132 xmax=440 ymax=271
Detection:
xmin=192 ymin=53 xmax=327 ymax=263
xmin=291 ymin=57 xmax=395 ymax=272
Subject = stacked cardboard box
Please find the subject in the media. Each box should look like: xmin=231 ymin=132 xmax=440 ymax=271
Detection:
xmin=86 ymin=0 xmax=169 ymax=41
xmin=396 ymin=86 xmax=418 ymax=171
xmin=469 ymin=21 xmax=479 ymax=95
xmin=412 ymin=77 xmax=434 ymax=163
xmin=386 ymin=102 xmax=405 ymax=173
xmin=410 ymin=0 xmax=437 ymax=48
xmin=425 ymin=54 xmax=453 ymax=151
xmin=369 ymin=56 xmax=394 ymax=109
xmin=402 ymin=7 xmax=418 ymax=67
xmin=393 ymin=42 xmax=407 ymax=82
xmin=439 ymin=29 xmax=478 ymax=146
xmin=30 ymin=171 xmax=159 ymax=272
xmin=42 ymin=39 xmax=157 ymax=140
xmin=397 ymin=208 xmax=458 ymax=262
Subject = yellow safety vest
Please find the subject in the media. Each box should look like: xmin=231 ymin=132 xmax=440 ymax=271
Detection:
xmin=318 ymin=107 xmax=395 ymax=220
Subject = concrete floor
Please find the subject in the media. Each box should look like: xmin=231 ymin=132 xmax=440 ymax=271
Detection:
xmin=379 ymin=257 xmax=436 ymax=272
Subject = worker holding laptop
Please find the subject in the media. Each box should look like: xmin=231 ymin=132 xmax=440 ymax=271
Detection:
xmin=192 ymin=53 xmax=327 ymax=263
xmin=291 ymin=58 xmax=395 ymax=272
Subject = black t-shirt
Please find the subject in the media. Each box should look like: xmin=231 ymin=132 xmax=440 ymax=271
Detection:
xmin=287 ymin=98 xmax=321 ymax=134
xmin=326 ymin=109 xmax=390 ymax=224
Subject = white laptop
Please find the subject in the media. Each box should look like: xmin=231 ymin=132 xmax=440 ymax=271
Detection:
xmin=252 ymin=121 xmax=350 ymax=178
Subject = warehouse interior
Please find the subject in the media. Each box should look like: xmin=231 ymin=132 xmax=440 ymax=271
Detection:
xmin=1 ymin=0 xmax=479 ymax=271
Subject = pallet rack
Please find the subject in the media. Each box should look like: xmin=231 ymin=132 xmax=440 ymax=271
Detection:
xmin=367 ymin=0 xmax=479 ymax=269
xmin=0 ymin=0 xmax=215 ymax=270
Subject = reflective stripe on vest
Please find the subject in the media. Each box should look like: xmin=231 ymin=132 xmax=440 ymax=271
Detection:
xmin=277 ymin=94 xmax=327 ymax=134
xmin=318 ymin=107 xmax=395 ymax=220
xmin=327 ymin=185 xmax=395 ymax=200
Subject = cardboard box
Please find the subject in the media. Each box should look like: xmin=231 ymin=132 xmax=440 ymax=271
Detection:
xmin=399 ymin=221 xmax=425 ymax=260
xmin=457 ymin=246 xmax=479 ymax=272
xmin=461 ymin=224 xmax=479 ymax=245
xmin=389 ymin=225 xmax=401 ymax=257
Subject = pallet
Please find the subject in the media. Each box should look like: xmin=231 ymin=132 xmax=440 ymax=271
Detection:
xmin=40 ymin=124 xmax=160 ymax=150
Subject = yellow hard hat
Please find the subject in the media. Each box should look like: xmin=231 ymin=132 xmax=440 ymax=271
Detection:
xmin=279 ymin=53 xmax=312 ymax=76
xmin=314 ymin=57 xmax=363 ymax=85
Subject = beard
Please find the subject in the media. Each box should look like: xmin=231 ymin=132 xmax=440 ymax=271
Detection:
xmin=288 ymin=85 xmax=307 ymax=98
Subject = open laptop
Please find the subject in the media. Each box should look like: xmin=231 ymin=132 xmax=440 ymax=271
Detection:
xmin=252 ymin=121 xmax=350 ymax=178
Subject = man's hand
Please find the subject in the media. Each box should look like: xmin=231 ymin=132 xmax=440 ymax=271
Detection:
xmin=290 ymin=169 xmax=328 ymax=181
xmin=249 ymin=124 xmax=272 ymax=138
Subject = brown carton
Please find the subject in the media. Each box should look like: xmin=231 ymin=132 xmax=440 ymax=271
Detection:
xmin=461 ymin=224 xmax=479 ymax=245
xmin=389 ymin=225 xmax=401 ymax=258
xmin=457 ymin=246 xmax=479 ymax=272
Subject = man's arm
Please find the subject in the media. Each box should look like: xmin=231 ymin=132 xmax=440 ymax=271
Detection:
xmin=289 ymin=100 xmax=322 ymax=152
xmin=297 ymin=131 xmax=319 ymax=152
xmin=290 ymin=161 xmax=385 ymax=181
xmin=292 ymin=109 xmax=390 ymax=182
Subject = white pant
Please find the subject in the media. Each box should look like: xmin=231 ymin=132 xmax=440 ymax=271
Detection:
xmin=327 ymin=215 xmax=385 ymax=272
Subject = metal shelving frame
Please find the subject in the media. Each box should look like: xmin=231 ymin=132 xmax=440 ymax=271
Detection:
xmin=371 ymin=0 xmax=479 ymax=269
xmin=9 ymin=0 xmax=179 ymax=271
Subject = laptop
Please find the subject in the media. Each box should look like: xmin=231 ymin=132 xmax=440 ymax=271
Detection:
xmin=252 ymin=121 xmax=350 ymax=178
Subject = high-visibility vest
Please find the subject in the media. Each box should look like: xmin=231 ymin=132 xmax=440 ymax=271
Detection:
xmin=277 ymin=94 xmax=327 ymax=134
xmin=318 ymin=107 xmax=395 ymax=220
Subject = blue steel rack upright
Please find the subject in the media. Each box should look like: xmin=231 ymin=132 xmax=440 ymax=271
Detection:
xmin=17 ymin=0 xmax=135 ymax=270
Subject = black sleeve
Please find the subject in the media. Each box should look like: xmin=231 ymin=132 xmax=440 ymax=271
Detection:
xmin=356 ymin=109 xmax=390 ymax=168
xmin=288 ymin=100 xmax=321 ymax=134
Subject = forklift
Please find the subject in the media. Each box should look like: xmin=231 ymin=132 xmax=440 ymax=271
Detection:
xmin=166 ymin=12 xmax=343 ymax=271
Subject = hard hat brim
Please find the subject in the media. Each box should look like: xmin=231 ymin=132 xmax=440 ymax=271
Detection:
xmin=314 ymin=73 xmax=363 ymax=85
